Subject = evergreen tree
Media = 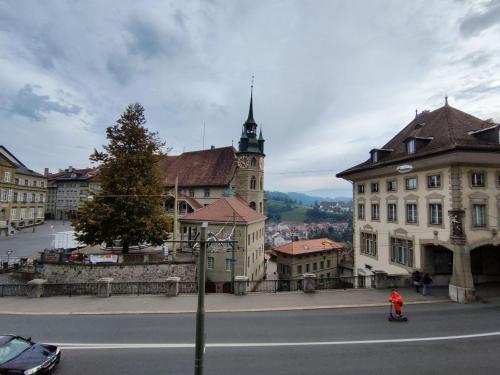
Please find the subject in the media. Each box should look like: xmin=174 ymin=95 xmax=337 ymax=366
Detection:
xmin=73 ymin=103 xmax=172 ymax=253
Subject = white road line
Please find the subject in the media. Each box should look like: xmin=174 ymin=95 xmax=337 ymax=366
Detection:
xmin=50 ymin=331 xmax=500 ymax=350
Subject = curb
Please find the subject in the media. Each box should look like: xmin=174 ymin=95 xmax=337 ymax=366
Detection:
xmin=0 ymin=299 xmax=451 ymax=316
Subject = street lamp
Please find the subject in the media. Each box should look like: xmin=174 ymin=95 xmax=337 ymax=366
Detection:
xmin=6 ymin=250 xmax=13 ymax=264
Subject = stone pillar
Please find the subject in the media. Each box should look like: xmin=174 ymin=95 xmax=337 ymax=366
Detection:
xmin=234 ymin=276 xmax=248 ymax=296
xmin=302 ymin=273 xmax=317 ymax=293
xmin=166 ymin=276 xmax=180 ymax=297
xmin=27 ymin=279 xmax=47 ymax=298
xmin=449 ymin=247 xmax=476 ymax=303
xmin=97 ymin=277 xmax=113 ymax=298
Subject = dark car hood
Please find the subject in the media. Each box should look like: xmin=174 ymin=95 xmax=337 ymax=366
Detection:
xmin=0 ymin=343 xmax=57 ymax=371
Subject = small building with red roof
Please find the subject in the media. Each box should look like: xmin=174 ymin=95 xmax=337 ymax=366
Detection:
xmin=274 ymin=238 xmax=344 ymax=280
xmin=180 ymin=197 xmax=267 ymax=285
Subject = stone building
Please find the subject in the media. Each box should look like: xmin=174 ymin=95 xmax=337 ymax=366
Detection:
xmin=179 ymin=197 xmax=266 ymax=287
xmin=274 ymin=238 xmax=343 ymax=280
xmin=337 ymin=100 xmax=500 ymax=302
xmin=0 ymin=146 xmax=47 ymax=235
xmin=160 ymin=89 xmax=266 ymax=222
xmin=46 ymin=167 xmax=100 ymax=220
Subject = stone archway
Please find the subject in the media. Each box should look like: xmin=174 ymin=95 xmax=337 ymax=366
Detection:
xmin=470 ymin=244 xmax=500 ymax=285
xmin=421 ymin=244 xmax=454 ymax=286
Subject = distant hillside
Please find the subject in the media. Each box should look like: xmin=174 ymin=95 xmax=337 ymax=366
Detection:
xmin=266 ymin=191 xmax=352 ymax=207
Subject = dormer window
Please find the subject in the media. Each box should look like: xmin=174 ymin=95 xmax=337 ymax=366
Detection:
xmin=372 ymin=151 xmax=378 ymax=163
xmin=406 ymin=139 xmax=416 ymax=154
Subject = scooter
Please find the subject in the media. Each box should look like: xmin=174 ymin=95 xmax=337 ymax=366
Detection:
xmin=388 ymin=303 xmax=408 ymax=322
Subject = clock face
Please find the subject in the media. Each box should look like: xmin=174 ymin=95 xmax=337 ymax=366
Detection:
xmin=238 ymin=155 xmax=250 ymax=169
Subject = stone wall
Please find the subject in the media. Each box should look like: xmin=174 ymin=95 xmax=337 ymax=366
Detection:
xmin=38 ymin=262 xmax=196 ymax=283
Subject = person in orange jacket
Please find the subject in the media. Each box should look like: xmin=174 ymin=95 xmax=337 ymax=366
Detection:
xmin=390 ymin=289 xmax=404 ymax=318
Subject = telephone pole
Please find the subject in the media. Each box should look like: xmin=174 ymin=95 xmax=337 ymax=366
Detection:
xmin=194 ymin=222 xmax=208 ymax=375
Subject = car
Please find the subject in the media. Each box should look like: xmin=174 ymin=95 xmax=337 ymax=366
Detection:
xmin=0 ymin=335 xmax=60 ymax=374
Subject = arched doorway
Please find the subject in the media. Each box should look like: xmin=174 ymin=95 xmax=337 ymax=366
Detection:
xmin=422 ymin=244 xmax=453 ymax=286
xmin=471 ymin=244 xmax=500 ymax=285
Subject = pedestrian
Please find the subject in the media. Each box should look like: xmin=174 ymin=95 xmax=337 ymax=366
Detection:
xmin=389 ymin=289 xmax=404 ymax=318
xmin=422 ymin=273 xmax=433 ymax=296
xmin=412 ymin=270 xmax=422 ymax=293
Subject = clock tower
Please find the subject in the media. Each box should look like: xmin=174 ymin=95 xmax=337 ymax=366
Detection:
xmin=235 ymin=87 xmax=265 ymax=213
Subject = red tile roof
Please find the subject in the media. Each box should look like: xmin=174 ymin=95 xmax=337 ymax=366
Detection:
xmin=338 ymin=104 xmax=500 ymax=177
xmin=160 ymin=147 xmax=237 ymax=187
xmin=180 ymin=197 xmax=266 ymax=224
xmin=274 ymin=238 xmax=343 ymax=255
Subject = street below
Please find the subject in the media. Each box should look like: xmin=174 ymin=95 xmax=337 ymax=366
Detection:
xmin=1 ymin=300 xmax=500 ymax=374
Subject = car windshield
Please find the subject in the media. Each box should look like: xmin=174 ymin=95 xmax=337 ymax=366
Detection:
xmin=0 ymin=338 xmax=31 ymax=364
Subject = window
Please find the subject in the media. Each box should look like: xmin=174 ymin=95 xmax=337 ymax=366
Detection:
xmin=24 ymin=179 xmax=29 ymax=186
xmin=358 ymin=204 xmax=365 ymax=220
xmin=3 ymin=171 xmax=11 ymax=183
xmin=23 ymin=193 xmax=27 ymax=202
xmin=320 ymin=261 xmax=325 ymax=269
xmin=327 ymin=260 xmax=331 ymax=268
xmin=427 ymin=174 xmax=441 ymax=188
xmin=250 ymin=176 xmax=257 ymax=190
xmin=372 ymin=151 xmax=378 ymax=163
xmin=189 ymin=189 xmax=195 ymax=197
xmin=472 ymin=204 xmax=487 ymax=227
xmin=207 ymin=257 xmax=215 ymax=270
xmin=405 ymin=177 xmax=417 ymax=190
xmin=14 ymin=178 xmax=19 ymax=185
xmin=13 ymin=192 xmax=17 ymax=203
xmin=297 ymin=265 xmax=303 ymax=274
xmin=371 ymin=203 xmax=380 ymax=220
xmin=204 ymin=188 xmax=210 ymax=198
xmin=371 ymin=182 xmax=379 ymax=193
xmin=387 ymin=203 xmax=397 ymax=222
xmin=251 ymin=157 xmax=257 ymax=167
xmin=29 ymin=208 xmax=34 ymax=219
xmin=260 ymin=178 xmax=263 ymax=190
xmin=406 ymin=139 xmax=416 ymax=154
xmin=387 ymin=180 xmax=397 ymax=192
xmin=406 ymin=203 xmax=417 ymax=224
xmin=390 ymin=237 xmax=414 ymax=267
xmin=429 ymin=204 xmax=442 ymax=225
xmin=360 ymin=232 xmax=377 ymax=257
xmin=225 ymin=259 xmax=232 ymax=271
xmin=357 ymin=184 xmax=365 ymax=194
xmin=33 ymin=181 xmax=37 ymax=187
xmin=259 ymin=202 xmax=263 ymax=213
xmin=0 ymin=189 xmax=7 ymax=202
xmin=306 ymin=264 xmax=310 ymax=272
xmin=41 ymin=181 xmax=45 ymax=188
xmin=10 ymin=208 xmax=17 ymax=220
xmin=313 ymin=263 xmax=317 ymax=271
xmin=471 ymin=173 xmax=485 ymax=187
xmin=20 ymin=208 xmax=25 ymax=220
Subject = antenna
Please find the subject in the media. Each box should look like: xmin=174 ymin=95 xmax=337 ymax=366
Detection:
xmin=202 ymin=121 xmax=206 ymax=150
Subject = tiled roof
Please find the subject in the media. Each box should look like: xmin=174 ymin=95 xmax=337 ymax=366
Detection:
xmin=337 ymin=104 xmax=500 ymax=177
xmin=274 ymin=238 xmax=343 ymax=255
xmin=0 ymin=145 xmax=45 ymax=178
xmin=160 ymin=147 xmax=237 ymax=187
xmin=48 ymin=167 xmax=98 ymax=182
xmin=180 ymin=197 xmax=266 ymax=224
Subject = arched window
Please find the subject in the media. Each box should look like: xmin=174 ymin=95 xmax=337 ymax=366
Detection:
xmin=260 ymin=178 xmax=263 ymax=190
xmin=249 ymin=201 xmax=256 ymax=210
xmin=251 ymin=157 xmax=257 ymax=167
xmin=250 ymin=176 xmax=257 ymax=190
xmin=259 ymin=202 xmax=263 ymax=213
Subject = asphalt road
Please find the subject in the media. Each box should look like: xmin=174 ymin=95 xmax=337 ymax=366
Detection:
xmin=1 ymin=301 xmax=500 ymax=374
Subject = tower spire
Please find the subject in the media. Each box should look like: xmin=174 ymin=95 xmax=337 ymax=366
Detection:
xmin=246 ymin=76 xmax=256 ymax=124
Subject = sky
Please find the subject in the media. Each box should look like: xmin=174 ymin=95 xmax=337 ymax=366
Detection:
xmin=1 ymin=0 xmax=500 ymax=198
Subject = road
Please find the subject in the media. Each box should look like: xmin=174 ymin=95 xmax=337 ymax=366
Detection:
xmin=1 ymin=301 xmax=500 ymax=374
xmin=0 ymin=220 xmax=71 ymax=258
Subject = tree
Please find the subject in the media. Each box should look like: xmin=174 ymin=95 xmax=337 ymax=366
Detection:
xmin=73 ymin=103 xmax=172 ymax=253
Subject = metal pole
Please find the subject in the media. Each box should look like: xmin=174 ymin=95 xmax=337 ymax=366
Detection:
xmin=172 ymin=176 xmax=178 ymax=261
xmin=231 ymin=211 xmax=236 ymax=293
xmin=194 ymin=222 xmax=208 ymax=375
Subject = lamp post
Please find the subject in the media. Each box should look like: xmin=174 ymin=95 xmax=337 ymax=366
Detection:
xmin=6 ymin=250 xmax=13 ymax=265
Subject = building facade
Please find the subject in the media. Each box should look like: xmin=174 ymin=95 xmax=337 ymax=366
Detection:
xmin=0 ymin=146 xmax=47 ymax=235
xmin=179 ymin=197 xmax=266 ymax=286
xmin=46 ymin=167 xmax=100 ymax=220
xmin=337 ymin=102 xmax=500 ymax=302
xmin=274 ymin=238 xmax=342 ymax=280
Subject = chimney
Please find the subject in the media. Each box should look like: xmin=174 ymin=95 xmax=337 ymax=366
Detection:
xmin=44 ymin=168 xmax=49 ymax=177
xmin=210 ymin=145 xmax=215 ymax=150
xmin=68 ymin=166 xmax=73 ymax=172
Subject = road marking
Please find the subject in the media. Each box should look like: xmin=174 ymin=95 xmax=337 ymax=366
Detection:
xmin=51 ymin=331 xmax=500 ymax=350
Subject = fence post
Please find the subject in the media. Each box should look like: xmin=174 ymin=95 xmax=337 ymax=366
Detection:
xmin=97 ymin=278 xmax=113 ymax=298
xmin=234 ymin=276 xmax=248 ymax=296
xmin=166 ymin=277 xmax=180 ymax=297
xmin=27 ymin=279 xmax=47 ymax=298
xmin=302 ymin=274 xmax=317 ymax=293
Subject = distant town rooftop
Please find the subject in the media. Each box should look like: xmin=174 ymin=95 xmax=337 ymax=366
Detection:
xmin=274 ymin=238 xmax=343 ymax=256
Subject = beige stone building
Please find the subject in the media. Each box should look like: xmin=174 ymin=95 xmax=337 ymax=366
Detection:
xmin=274 ymin=238 xmax=343 ymax=280
xmin=0 ymin=146 xmax=47 ymax=235
xmin=179 ymin=197 xmax=267 ymax=289
xmin=46 ymin=166 xmax=100 ymax=220
xmin=337 ymin=101 xmax=500 ymax=302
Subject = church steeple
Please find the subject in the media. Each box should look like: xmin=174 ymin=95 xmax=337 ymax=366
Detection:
xmin=238 ymin=84 xmax=265 ymax=156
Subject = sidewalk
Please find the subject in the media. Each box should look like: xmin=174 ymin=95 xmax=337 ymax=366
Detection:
xmin=0 ymin=287 xmax=450 ymax=315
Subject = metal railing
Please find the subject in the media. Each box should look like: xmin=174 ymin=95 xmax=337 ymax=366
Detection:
xmin=43 ymin=283 xmax=100 ymax=297
xmin=0 ymin=284 xmax=30 ymax=297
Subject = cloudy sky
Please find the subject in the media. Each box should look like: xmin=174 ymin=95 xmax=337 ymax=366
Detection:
xmin=1 ymin=0 xmax=500 ymax=197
